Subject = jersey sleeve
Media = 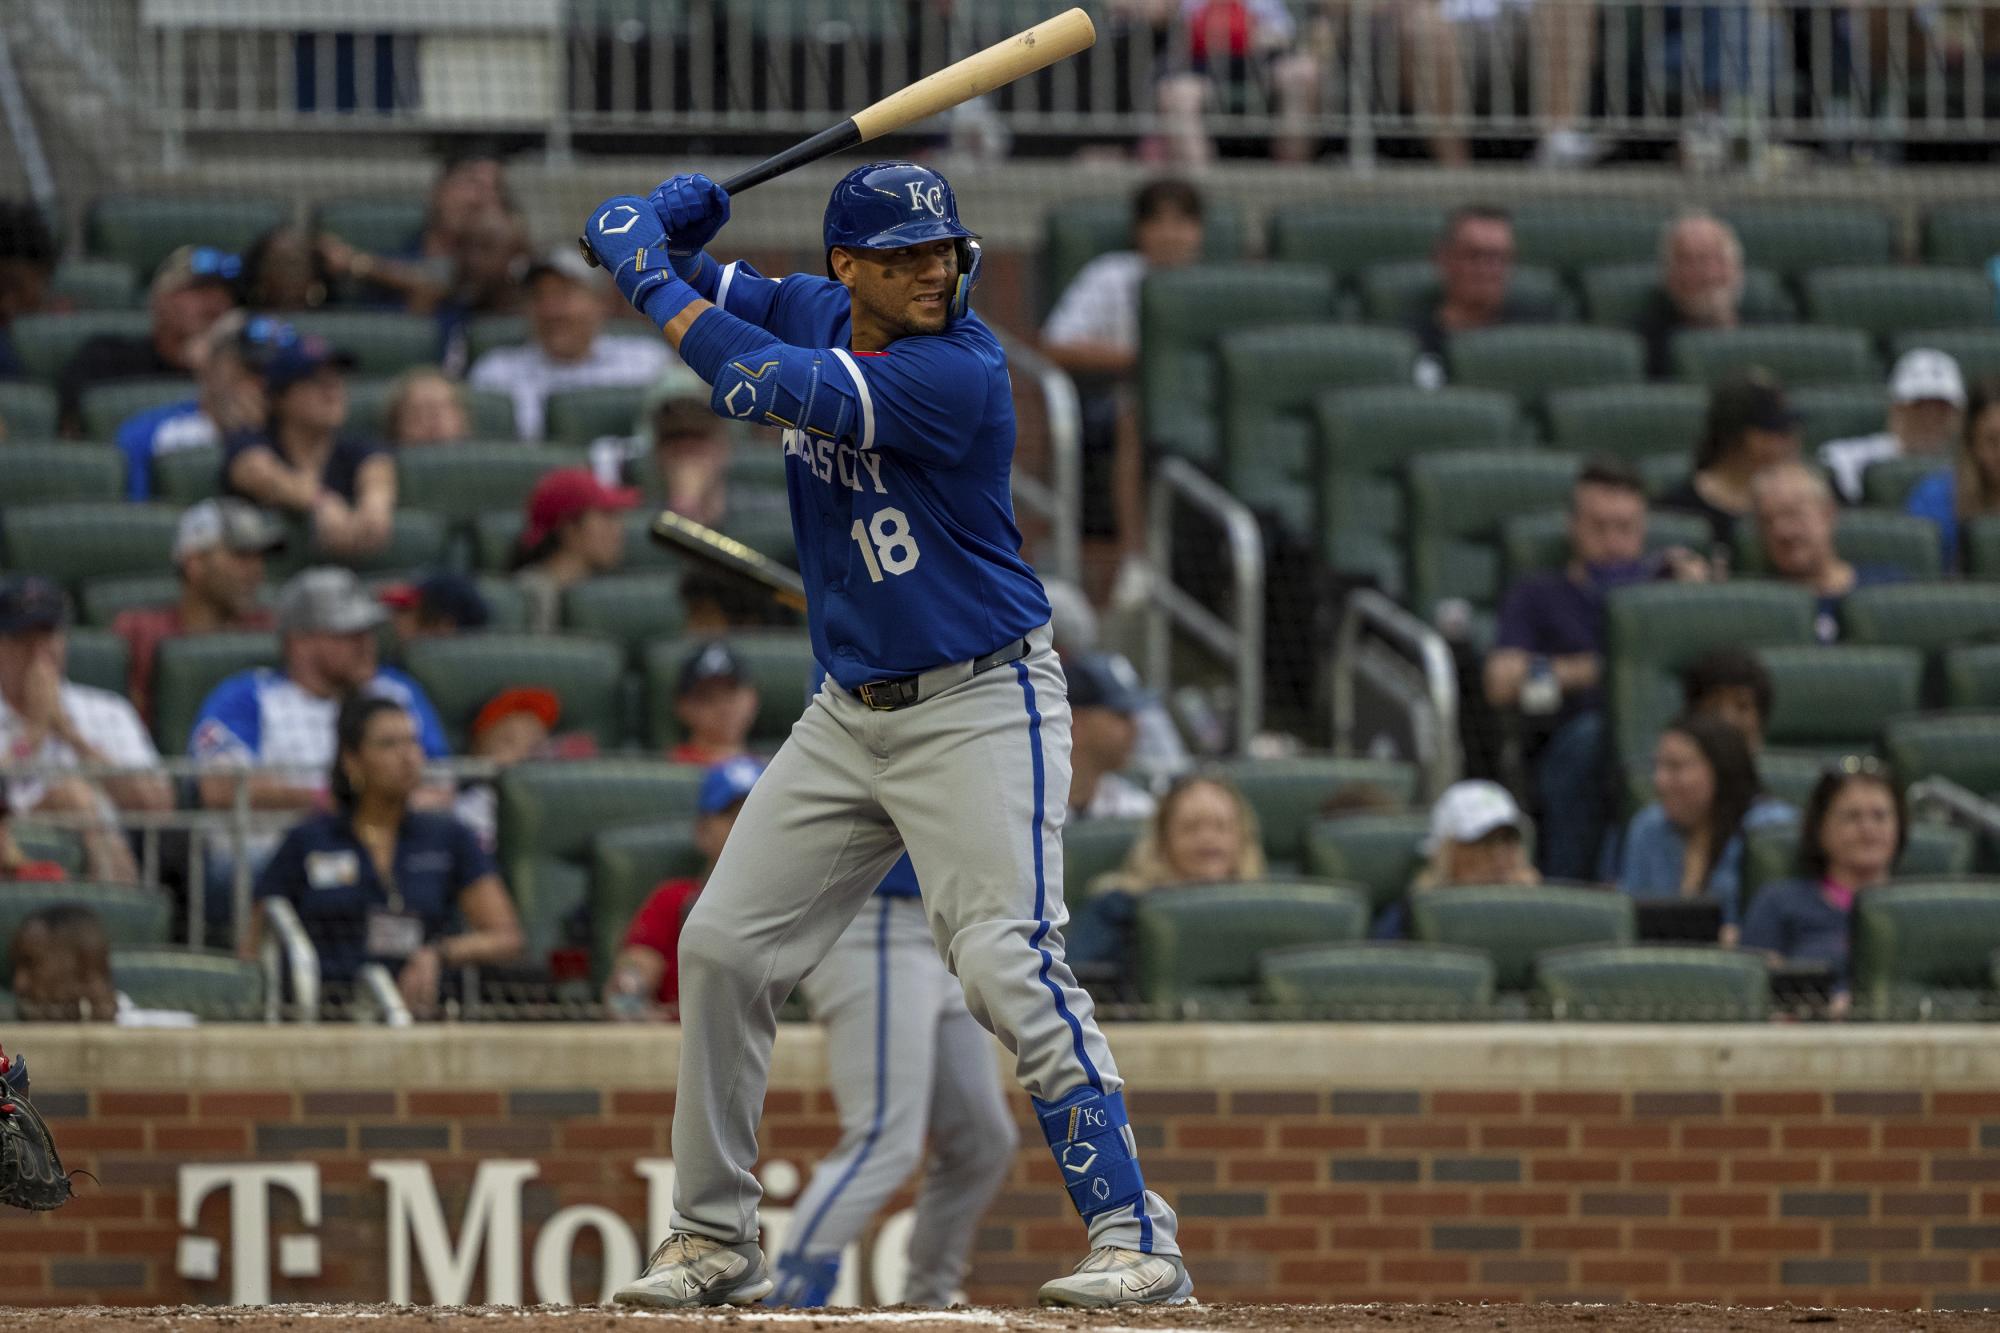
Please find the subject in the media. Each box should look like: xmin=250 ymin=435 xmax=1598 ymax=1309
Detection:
xmin=707 ymin=260 xmax=792 ymax=332
xmin=832 ymin=335 xmax=993 ymax=469
xmin=448 ymin=816 xmax=499 ymax=894
xmin=190 ymin=672 xmax=261 ymax=762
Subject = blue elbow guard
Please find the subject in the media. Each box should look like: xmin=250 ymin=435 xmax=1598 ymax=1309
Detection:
xmin=710 ymin=346 xmax=858 ymax=440
xmin=1034 ymin=1087 xmax=1146 ymax=1221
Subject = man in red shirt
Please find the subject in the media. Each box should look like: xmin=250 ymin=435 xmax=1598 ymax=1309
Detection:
xmin=603 ymin=757 xmax=761 ymax=1017
xmin=112 ymin=499 xmax=282 ymax=727
xmin=664 ymin=641 xmax=758 ymax=766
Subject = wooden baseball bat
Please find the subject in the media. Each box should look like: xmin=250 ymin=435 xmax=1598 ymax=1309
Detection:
xmin=650 ymin=510 xmax=809 ymax=613
xmin=581 ymin=7 xmax=1095 ymax=265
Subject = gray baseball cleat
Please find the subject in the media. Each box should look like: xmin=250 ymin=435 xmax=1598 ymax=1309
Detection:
xmin=613 ymin=1232 xmax=774 ymax=1308
xmin=1038 ymin=1247 xmax=1195 ymax=1308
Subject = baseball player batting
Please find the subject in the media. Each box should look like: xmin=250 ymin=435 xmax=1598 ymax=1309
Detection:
xmin=582 ymin=162 xmax=1190 ymax=1309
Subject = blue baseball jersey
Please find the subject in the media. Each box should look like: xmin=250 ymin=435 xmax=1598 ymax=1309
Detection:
xmin=707 ymin=261 xmax=1050 ymax=689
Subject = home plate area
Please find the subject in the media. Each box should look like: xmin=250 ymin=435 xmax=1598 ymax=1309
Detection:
xmin=0 ymin=1305 xmax=1983 ymax=1333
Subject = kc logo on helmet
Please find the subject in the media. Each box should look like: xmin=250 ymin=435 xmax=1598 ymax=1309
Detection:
xmin=904 ymin=182 xmax=945 ymax=217
xmin=598 ymin=204 xmax=642 ymax=235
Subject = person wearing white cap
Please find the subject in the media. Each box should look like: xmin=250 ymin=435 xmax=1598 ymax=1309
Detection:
xmin=1818 ymin=348 xmax=1967 ymax=504
xmin=1906 ymin=374 xmax=2000 ymax=570
xmin=1371 ymin=779 xmax=1539 ymax=939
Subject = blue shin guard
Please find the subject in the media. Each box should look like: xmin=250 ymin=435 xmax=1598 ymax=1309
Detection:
xmin=1033 ymin=1087 xmax=1147 ymax=1223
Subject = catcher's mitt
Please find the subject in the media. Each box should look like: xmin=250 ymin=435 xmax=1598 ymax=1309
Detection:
xmin=0 ymin=1049 xmax=71 ymax=1211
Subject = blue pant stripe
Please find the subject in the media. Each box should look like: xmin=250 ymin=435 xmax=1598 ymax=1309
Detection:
xmin=1014 ymin=660 xmax=1101 ymax=1094
xmin=786 ymin=899 xmax=893 ymax=1259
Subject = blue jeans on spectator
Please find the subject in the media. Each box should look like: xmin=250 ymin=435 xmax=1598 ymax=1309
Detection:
xmin=1534 ymin=709 xmax=1609 ymax=882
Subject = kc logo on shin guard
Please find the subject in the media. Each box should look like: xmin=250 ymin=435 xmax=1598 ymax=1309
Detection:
xmin=1067 ymin=1106 xmax=1109 ymax=1140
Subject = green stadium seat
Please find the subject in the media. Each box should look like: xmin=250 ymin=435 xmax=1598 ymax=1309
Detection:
xmin=1042 ymin=196 xmax=1245 ymax=316
xmin=1923 ymin=202 xmax=2000 ymax=266
xmin=1356 ymin=260 xmax=1570 ymax=326
xmin=1943 ymin=643 xmax=2000 ymax=710
xmin=49 ymin=257 xmax=139 ymax=311
xmin=1720 ymin=203 xmax=1895 ymax=285
xmin=1579 ymin=262 xmax=1794 ymax=327
xmin=85 ymin=194 xmax=290 ymax=280
xmin=79 ymin=573 xmax=181 ymax=627
xmin=1884 ymin=712 xmax=2000 ymax=796
xmin=288 ymin=311 xmax=443 ymax=377
xmin=153 ymin=632 xmax=281 ymax=752
xmin=1841 ymin=582 xmax=2000 ymax=653
xmin=498 ymin=759 xmax=704 ymax=962
xmin=1605 ymin=581 xmax=1818 ymax=763
xmin=1448 ymin=325 xmax=1644 ymax=417
xmin=589 ymin=820 xmax=703 ymax=988
xmin=0 ymin=444 xmax=122 ymax=502
xmin=472 ymin=510 xmax=527 ymax=572
xmin=1134 ymin=880 xmax=1369 ymax=1008
xmin=109 ymin=946 xmax=266 ymax=1021
xmin=1673 ymin=326 xmax=1877 ymax=388
xmin=394 ymin=444 xmax=586 ymax=524
xmin=1219 ymin=756 xmax=1419 ymax=871
xmin=1545 ymin=382 xmax=1707 ymax=461
xmin=1967 ymin=517 xmax=2000 ymax=580
xmin=1639 ymin=452 xmax=1690 ymax=499
xmin=1512 ymin=201 xmax=1669 ymax=277
xmin=63 ymin=629 xmax=129 ymax=696
xmin=1802 ymin=266 xmax=1995 ymax=346
xmin=1303 ymin=812 xmax=1430 ymax=918
xmin=1851 ymin=879 xmax=2000 ymax=1018
xmin=152 ymin=447 xmax=224 ymax=505
xmin=1265 ymin=201 xmax=1444 ymax=289
xmin=348 ymin=380 xmax=518 ymax=440
xmin=314 ymin=195 xmax=426 ymax=256
xmin=1756 ymin=748 xmax=1844 ymax=811
xmin=1063 ymin=816 xmax=1146 ymax=911
xmin=562 ymin=573 xmax=687 ymax=661
xmin=0 ymin=381 xmax=59 ymax=438
xmin=1257 ymin=941 xmax=1495 ymax=1018
xmin=644 ymin=631 xmax=818 ymax=751
xmin=718 ymin=507 xmax=798 ymax=566
xmin=9 ymin=311 xmax=152 ymax=384
xmin=1 ymin=502 xmax=179 ymax=594
xmin=1743 ymin=819 xmax=1976 ymax=925
xmin=1758 ymin=645 xmax=1924 ymax=752
xmin=1890 ymin=329 xmax=2000 ymax=383
xmin=1406 ymin=450 xmax=1581 ymax=620
xmin=1140 ymin=264 xmax=1337 ymax=467
xmin=267 ymin=509 xmax=451 ymax=580
xmin=1536 ymin=943 xmax=1769 ymax=1021
xmin=0 ymin=882 xmax=171 ymax=955
xmin=1219 ymin=324 xmax=1416 ymax=528
xmin=7 ymin=823 xmax=85 ymax=876
xmin=1409 ymin=884 xmax=1636 ymax=991
xmin=79 ymin=377 xmax=197 ymax=442
xmin=464 ymin=316 xmax=533 ymax=368
xmin=1791 ymin=383 xmax=1888 ymax=449
xmin=1862 ymin=457 xmax=1947 ymax=509
xmin=545 ymin=386 xmax=646 ymax=449
xmin=1499 ymin=508 xmax=1711 ymax=589
xmin=404 ymin=633 xmax=624 ymax=751
xmin=1735 ymin=509 xmax=1942 ymax=581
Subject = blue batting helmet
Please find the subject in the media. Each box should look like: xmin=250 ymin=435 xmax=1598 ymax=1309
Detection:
xmin=823 ymin=161 xmax=982 ymax=318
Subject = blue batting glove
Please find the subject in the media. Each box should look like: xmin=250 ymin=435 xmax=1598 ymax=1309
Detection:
xmin=583 ymin=195 xmax=698 ymax=329
xmin=650 ymin=174 xmax=731 ymax=257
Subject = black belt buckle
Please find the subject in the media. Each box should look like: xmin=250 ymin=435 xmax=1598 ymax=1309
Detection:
xmin=858 ymin=677 xmax=918 ymax=711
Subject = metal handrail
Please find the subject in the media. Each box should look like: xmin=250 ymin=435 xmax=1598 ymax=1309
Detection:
xmin=354 ymin=963 xmax=414 ymax=1028
xmin=1331 ymin=587 xmax=1461 ymax=802
xmin=257 ymin=897 xmax=320 ymax=1026
xmin=998 ymin=330 xmax=1082 ymax=589
xmin=1144 ymin=455 xmax=1265 ymax=754
xmin=1908 ymin=777 xmax=2000 ymax=844
xmin=0 ymin=20 xmax=56 ymax=216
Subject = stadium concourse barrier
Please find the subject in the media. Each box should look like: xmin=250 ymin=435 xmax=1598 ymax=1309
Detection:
xmin=16 ymin=1022 xmax=2000 ymax=1310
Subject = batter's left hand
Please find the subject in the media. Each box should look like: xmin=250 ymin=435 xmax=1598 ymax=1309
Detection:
xmin=650 ymin=174 xmax=731 ymax=257
xmin=584 ymin=194 xmax=676 ymax=316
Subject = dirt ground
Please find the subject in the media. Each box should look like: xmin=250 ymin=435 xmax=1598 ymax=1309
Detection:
xmin=0 ymin=1305 xmax=1988 ymax=1333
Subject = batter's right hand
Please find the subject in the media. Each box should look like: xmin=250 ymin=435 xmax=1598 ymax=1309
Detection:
xmin=650 ymin=174 xmax=730 ymax=257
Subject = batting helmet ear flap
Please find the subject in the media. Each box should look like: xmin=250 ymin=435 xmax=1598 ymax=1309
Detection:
xmin=951 ymin=238 xmax=981 ymax=320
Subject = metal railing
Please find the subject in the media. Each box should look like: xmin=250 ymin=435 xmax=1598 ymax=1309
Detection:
xmin=1000 ymin=329 xmax=1083 ymax=589
xmin=1144 ymin=454 xmax=1265 ymax=753
xmin=1330 ymin=587 xmax=1461 ymax=802
xmin=257 ymin=896 xmax=321 ymax=1024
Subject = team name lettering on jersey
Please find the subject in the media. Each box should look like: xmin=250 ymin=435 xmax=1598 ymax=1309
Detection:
xmin=782 ymin=427 xmax=887 ymax=495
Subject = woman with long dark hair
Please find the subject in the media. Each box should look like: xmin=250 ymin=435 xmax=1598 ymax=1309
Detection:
xmin=1618 ymin=713 xmax=1795 ymax=935
xmin=251 ymin=695 xmax=522 ymax=1014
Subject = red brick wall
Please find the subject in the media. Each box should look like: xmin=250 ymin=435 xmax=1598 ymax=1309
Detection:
xmin=13 ymin=1081 xmax=2000 ymax=1310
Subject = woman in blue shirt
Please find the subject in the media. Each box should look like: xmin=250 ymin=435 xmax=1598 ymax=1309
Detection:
xmin=1905 ymin=375 xmax=2000 ymax=569
xmin=253 ymin=696 xmax=523 ymax=1013
xmin=1618 ymin=714 xmax=1794 ymax=936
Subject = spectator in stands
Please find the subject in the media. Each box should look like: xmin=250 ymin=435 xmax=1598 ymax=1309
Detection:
xmin=668 ymin=641 xmax=758 ymax=766
xmin=240 ymin=224 xmax=332 ymax=312
xmin=1680 ymin=648 xmax=1775 ymax=756
xmin=380 ymin=572 xmax=490 ymax=645
xmin=1041 ymin=179 xmax=1204 ymax=576
xmin=1372 ymin=780 xmax=1539 ymax=939
xmin=56 ymin=245 xmax=240 ymax=432
xmin=316 ymin=145 xmax=514 ymax=317
xmin=1402 ymin=0 xmax=1600 ymax=168
xmin=0 ymin=785 xmax=66 ymax=882
xmin=468 ymin=246 xmax=672 ymax=441
xmin=11 ymin=904 xmax=196 ymax=1026
xmin=433 ymin=209 xmax=533 ymax=372
xmin=112 ymin=500 xmax=283 ymax=728
xmin=223 ymin=327 xmax=395 ymax=560
xmin=1753 ymin=462 xmax=1905 ymax=643
xmin=253 ymin=695 xmax=522 ymax=1015
xmin=1906 ymin=374 xmax=2000 ymax=570
xmin=1153 ymin=1 xmax=1323 ymax=165
xmin=1741 ymin=759 xmax=1905 ymax=999
xmin=382 ymin=368 xmax=472 ymax=447
xmin=114 ymin=311 xmax=276 ymax=500
xmin=512 ymin=467 xmax=638 ymax=633
xmin=1820 ymin=349 xmax=1966 ymax=504
xmin=0 ymin=200 xmax=57 ymax=380
xmin=452 ymin=686 xmax=589 ymax=855
xmin=1097 ymin=773 xmax=1265 ymax=892
xmin=1067 ymin=655 xmax=1159 ymax=821
xmin=1659 ymin=370 xmax=1802 ymax=551
xmin=604 ymin=756 xmax=764 ymax=1018
xmin=0 ymin=574 xmax=169 ymax=883
xmin=1485 ymin=460 xmax=1709 ymax=880
xmin=626 ymin=367 xmax=743 ymax=529
xmin=1412 ymin=204 xmax=1553 ymax=373
xmin=1635 ymin=212 xmax=1747 ymax=380
xmin=1617 ymin=714 xmax=1794 ymax=936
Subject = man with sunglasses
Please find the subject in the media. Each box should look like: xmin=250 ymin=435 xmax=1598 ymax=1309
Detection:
xmin=56 ymin=244 xmax=239 ymax=433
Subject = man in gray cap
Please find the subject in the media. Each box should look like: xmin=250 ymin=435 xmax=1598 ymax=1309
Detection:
xmin=113 ymin=499 xmax=284 ymax=727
